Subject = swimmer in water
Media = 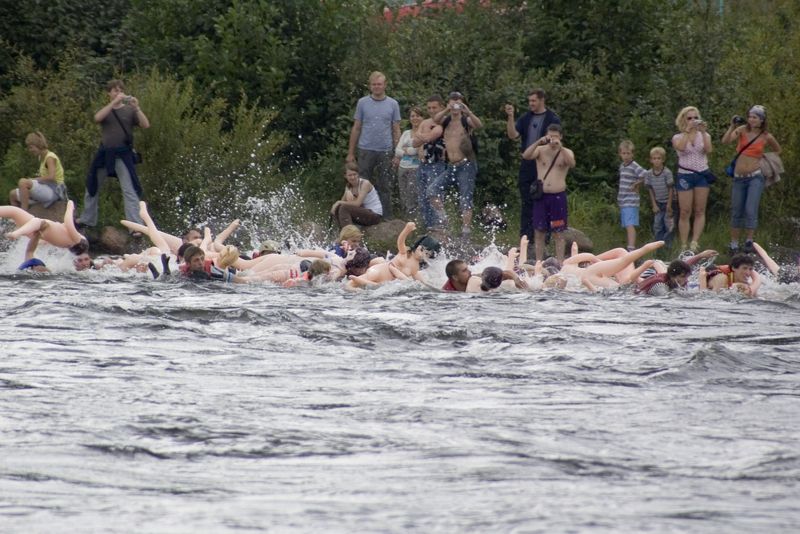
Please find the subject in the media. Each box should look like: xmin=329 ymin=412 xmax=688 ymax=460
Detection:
xmin=347 ymin=222 xmax=439 ymax=288
xmin=700 ymin=253 xmax=761 ymax=297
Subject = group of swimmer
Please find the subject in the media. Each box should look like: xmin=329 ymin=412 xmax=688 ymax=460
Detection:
xmin=2 ymin=198 xmax=798 ymax=297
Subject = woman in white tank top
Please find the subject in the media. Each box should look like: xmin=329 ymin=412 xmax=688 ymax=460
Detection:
xmin=330 ymin=162 xmax=384 ymax=228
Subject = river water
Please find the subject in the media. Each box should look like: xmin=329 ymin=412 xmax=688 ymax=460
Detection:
xmin=1 ymin=244 xmax=799 ymax=533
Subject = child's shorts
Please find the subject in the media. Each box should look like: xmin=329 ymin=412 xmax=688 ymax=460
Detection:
xmin=620 ymin=206 xmax=639 ymax=228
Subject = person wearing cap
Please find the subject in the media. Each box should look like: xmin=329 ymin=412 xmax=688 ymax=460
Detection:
xmin=505 ymin=89 xmax=561 ymax=245
xmin=346 ymin=71 xmax=401 ymax=220
xmin=257 ymin=240 xmax=281 ymax=257
xmin=429 ymin=91 xmax=483 ymax=238
xmin=721 ymin=105 xmax=782 ymax=254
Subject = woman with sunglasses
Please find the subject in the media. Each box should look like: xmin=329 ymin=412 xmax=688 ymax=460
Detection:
xmin=672 ymin=106 xmax=713 ymax=252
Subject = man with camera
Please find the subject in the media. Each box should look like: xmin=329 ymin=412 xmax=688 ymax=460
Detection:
xmin=505 ymin=89 xmax=561 ymax=245
xmin=522 ymin=124 xmax=575 ymax=263
xmin=428 ymin=91 xmax=483 ymax=238
xmin=77 ymin=79 xmax=150 ymax=231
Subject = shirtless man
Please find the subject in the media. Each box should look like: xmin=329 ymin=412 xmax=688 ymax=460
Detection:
xmin=413 ymin=95 xmax=446 ymax=229
xmin=429 ymin=91 xmax=483 ymax=237
xmin=522 ymin=123 xmax=576 ymax=263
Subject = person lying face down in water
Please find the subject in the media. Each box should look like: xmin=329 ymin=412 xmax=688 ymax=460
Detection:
xmin=699 ymin=253 xmax=762 ymax=297
xmin=347 ymin=222 xmax=439 ymax=288
xmin=635 ymin=249 xmax=718 ymax=296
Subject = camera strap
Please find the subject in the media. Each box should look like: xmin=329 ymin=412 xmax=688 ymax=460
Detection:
xmin=110 ymin=108 xmax=134 ymax=148
xmin=540 ymin=149 xmax=561 ymax=183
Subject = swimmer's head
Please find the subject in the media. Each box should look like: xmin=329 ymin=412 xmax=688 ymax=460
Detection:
xmin=18 ymin=258 xmax=48 ymax=273
xmin=183 ymin=245 xmax=205 ymax=271
xmin=480 ymin=266 xmax=503 ymax=291
xmin=307 ymin=259 xmax=331 ymax=280
xmin=258 ymin=240 xmax=280 ymax=256
xmin=543 ymin=273 xmax=567 ymax=289
xmin=338 ymin=225 xmax=363 ymax=249
xmin=411 ymin=235 xmax=441 ymax=259
xmin=445 ymin=259 xmax=471 ymax=286
xmin=176 ymin=242 xmax=192 ymax=263
xmin=667 ymin=260 xmax=692 ymax=287
xmin=218 ymin=245 xmax=240 ymax=270
xmin=182 ymin=227 xmax=202 ymax=243
xmin=345 ymin=248 xmax=371 ymax=277
xmin=68 ymin=238 xmax=89 ymax=256
xmin=73 ymin=253 xmax=93 ymax=271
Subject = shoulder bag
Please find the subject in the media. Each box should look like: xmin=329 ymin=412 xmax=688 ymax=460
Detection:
xmin=111 ymin=108 xmax=143 ymax=164
xmin=531 ymin=149 xmax=561 ymax=200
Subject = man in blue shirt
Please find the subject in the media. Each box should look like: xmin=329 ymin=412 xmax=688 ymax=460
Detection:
xmin=505 ymin=89 xmax=560 ymax=244
xmin=347 ymin=71 xmax=401 ymax=220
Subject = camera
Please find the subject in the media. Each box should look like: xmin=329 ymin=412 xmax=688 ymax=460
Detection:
xmin=123 ymin=96 xmax=132 ymax=104
xmin=452 ymin=103 xmax=462 ymax=110
xmin=732 ymin=115 xmax=746 ymax=126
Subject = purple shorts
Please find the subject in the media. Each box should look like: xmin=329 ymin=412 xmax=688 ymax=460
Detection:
xmin=532 ymin=191 xmax=568 ymax=232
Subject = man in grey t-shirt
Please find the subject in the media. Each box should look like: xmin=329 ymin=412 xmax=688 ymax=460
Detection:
xmin=346 ymin=71 xmax=401 ymax=219
xmin=77 ymin=79 xmax=150 ymax=229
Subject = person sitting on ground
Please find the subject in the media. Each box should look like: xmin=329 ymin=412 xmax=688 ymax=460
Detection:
xmin=9 ymin=132 xmax=68 ymax=211
xmin=700 ymin=253 xmax=761 ymax=297
xmin=347 ymin=222 xmax=439 ymax=288
xmin=330 ymin=162 xmax=383 ymax=228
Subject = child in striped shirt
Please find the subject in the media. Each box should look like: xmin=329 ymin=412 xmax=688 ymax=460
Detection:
xmin=617 ymin=140 xmax=645 ymax=250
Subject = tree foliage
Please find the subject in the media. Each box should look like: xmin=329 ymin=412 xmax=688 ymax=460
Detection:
xmin=1 ymin=0 xmax=797 ymax=245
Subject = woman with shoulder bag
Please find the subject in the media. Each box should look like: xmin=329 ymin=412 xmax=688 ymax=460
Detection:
xmin=721 ymin=105 xmax=781 ymax=254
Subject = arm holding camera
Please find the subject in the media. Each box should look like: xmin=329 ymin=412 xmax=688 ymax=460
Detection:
xmin=521 ymin=136 xmax=548 ymax=160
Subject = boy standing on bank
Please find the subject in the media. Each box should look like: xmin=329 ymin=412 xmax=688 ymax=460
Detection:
xmin=643 ymin=146 xmax=675 ymax=247
xmin=617 ymin=140 xmax=645 ymax=251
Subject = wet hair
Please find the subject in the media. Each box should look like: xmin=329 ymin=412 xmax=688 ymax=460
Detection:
xmin=345 ymin=248 xmax=371 ymax=277
xmin=25 ymin=131 xmax=48 ymax=151
xmin=217 ymin=245 xmax=240 ymax=270
xmin=68 ymin=238 xmax=89 ymax=256
xmin=298 ymin=260 xmax=312 ymax=272
xmin=650 ymin=146 xmax=666 ymax=159
xmin=338 ymin=224 xmax=363 ymax=243
xmin=730 ymin=253 xmax=755 ymax=269
xmin=411 ymin=235 xmax=441 ymax=258
xmin=528 ymin=88 xmax=547 ymax=100
xmin=307 ymin=259 xmax=331 ymax=279
xmin=480 ymin=266 xmax=503 ymax=291
xmin=182 ymin=245 xmax=205 ymax=265
xmin=106 ymin=79 xmax=125 ymax=92
xmin=619 ymin=139 xmax=635 ymax=152
xmin=182 ymin=227 xmax=202 ymax=241
xmin=177 ymin=242 xmax=192 ymax=261
xmin=445 ymin=259 xmax=466 ymax=280
xmin=667 ymin=260 xmax=692 ymax=278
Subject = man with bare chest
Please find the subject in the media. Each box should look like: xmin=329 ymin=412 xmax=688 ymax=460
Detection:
xmin=427 ymin=91 xmax=483 ymax=238
xmin=521 ymin=124 xmax=576 ymax=262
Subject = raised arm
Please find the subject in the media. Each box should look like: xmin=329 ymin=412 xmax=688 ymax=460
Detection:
xmin=396 ymin=221 xmax=416 ymax=255
xmin=504 ymin=104 xmax=520 ymax=140
xmin=751 ymin=242 xmax=779 ymax=275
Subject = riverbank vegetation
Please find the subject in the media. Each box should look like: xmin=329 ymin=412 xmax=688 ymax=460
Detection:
xmin=1 ymin=0 xmax=798 ymax=252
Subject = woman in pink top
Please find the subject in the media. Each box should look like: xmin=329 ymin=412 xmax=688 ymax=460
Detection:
xmin=671 ymin=106 xmax=713 ymax=252
xmin=721 ymin=105 xmax=781 ymax=254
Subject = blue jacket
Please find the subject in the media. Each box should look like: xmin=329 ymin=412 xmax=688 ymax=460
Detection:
xmin=515 ymin=109 xmax=561 ymax=181
xmin=86 ymin=145 xmax=143 ymax=198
